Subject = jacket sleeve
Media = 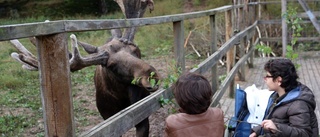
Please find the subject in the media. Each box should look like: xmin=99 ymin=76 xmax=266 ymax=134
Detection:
xmin=274 ymin=100 xmax=312 ymax=137
xmin=251 ymin=125 xmax=262 ymax=135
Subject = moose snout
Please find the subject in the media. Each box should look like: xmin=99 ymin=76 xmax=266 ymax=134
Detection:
xmin=145 ymin=85 xmax=159 ymax=92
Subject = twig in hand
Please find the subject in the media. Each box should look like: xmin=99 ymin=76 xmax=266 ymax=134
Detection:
xmin=224 ymin=116 xmax=282 ymax=133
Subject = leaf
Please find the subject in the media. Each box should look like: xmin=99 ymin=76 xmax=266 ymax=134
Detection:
xmin=150 ymin=79 xmax=156 ymax=87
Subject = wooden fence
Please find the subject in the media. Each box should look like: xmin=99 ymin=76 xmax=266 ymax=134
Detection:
xmin=2 ymin=1 xmax=318 ymax=136
xmin=0 ymin=3 xmax=258 ymax=136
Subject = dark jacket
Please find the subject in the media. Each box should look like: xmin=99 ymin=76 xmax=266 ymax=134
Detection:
xmin=251 ymin=83 xmax=319 ymax=137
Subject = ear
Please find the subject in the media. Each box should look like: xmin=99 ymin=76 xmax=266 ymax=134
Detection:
xmin=276 ymin=76 xmax=282 ymax=85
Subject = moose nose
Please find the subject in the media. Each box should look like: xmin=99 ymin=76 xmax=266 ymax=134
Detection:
xmin=146 ymin=85 xmax=159 ymax=92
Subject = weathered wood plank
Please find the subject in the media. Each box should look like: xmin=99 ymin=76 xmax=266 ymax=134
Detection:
xmin=297 ymin=0 xmax=320 ymax=33
xmin=258 ymin=20 xmax=316 ymax=24
xmin=0 ymin=5 xmax=239 ymax=41
xmin=0 ymin=21 xmax=65 ymax=41
xmin=210 ymin=14 xmax=219 ymax=94
xmin=173 ymin=21 xmax=185 ymax=71
xmin=37 ymin=33 xmax=75 ymax=136
xmin=260 ymin=37 xmax=320 ymax=42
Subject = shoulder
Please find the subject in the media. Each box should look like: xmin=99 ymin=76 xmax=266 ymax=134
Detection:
xmin=165 ymin=112 xmax=188 ymax=125
xmin=287 ymin=100 xmax=312 ymax=114
xmin=207 ymin=107 xmax=224 ymax=117
xmin=208 ymin=107 xmax=223 ymax=113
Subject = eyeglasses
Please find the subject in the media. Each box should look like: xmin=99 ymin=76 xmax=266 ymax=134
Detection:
xmin=264 ymin=75 xmax=273 ymax=79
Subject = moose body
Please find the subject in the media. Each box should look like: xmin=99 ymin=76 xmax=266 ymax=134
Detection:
xmin=92 ymin=39 xmax=159 ymax=136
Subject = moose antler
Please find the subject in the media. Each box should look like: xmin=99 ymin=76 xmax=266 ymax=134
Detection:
xmin=10 ymin=0 xmax=153 ymax=72
xmin=10 ymin=39 xmax=38 ymax=71
xmin=10 ymin=34 xmax=109 ymax=72
xmin=113 ymin=0 xmax=154 ymax=44
xmin=69 ymin=34 xmax=109 ymax=72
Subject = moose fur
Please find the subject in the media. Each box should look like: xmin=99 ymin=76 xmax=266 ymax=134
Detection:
xmin=79 ymin=38 xmax=160 ymax=137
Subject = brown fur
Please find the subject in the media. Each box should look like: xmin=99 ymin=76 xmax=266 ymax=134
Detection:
xmin=93 ymin=39 xmax=160 ymax=137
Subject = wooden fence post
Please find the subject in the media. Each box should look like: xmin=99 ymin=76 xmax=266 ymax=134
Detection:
xmin=210 ymin=14 xmax=218 ymax=95
xmin=36 ymin=33 xmax=75 ymax=137
xmin=282 ymin=0 xmax=288 ymax=57
xmin=173 ymin=21 xmax=185 ymax=72
xmin=225 ymin=10 xmax=235 ymax=98
xmin=239 ymin=36 xmax=246 ymax=81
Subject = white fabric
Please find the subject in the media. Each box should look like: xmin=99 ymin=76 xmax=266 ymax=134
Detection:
xmin=244 ymin=84 xmax=274 ymax=128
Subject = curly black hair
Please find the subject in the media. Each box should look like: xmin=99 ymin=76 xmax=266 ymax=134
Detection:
xmin=264 ymin=58 xmax=299 ymax=92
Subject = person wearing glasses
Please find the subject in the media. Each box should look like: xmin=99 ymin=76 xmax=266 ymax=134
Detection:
xmin=249 ymin=58 xmax=318 ymax=137
xmin=164 ymin=72 xmax=224 ymax=137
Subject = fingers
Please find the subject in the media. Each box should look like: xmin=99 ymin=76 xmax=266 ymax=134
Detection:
xmin=261 ymin=120 xmax=278 ymax=133
xmin=249 ymin=132 xmax=257 ymax=137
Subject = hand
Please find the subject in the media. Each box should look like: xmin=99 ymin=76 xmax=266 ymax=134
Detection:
xmin=249 ymin=132 xmax=257 ymax=137
xmin=261 ymin=120 xmax=278 ymax=133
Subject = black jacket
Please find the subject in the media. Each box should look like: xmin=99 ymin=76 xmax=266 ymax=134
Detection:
xmin=251 ymin=83 xmax=319 ymax=137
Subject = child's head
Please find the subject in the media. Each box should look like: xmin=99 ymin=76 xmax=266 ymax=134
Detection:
xmin=264 ymin=58 xmax=299 ymax=92
xmin=173 ymin=72 xmax=213 ymax=114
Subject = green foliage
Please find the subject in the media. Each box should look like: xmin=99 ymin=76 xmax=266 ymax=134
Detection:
xmin=131 ymin=72 xmax=160 ymax=88
xmin=131 ymin=77 xmax=142 ymax=85
xmin=256 ymin=44 xmax=272 ymax=55
xmin=159 ymin=95 xmax=178 ymax=114
xmin=159 ymin=95 xmax=171 ymax=107
xmin=219 ymin=74 xmax=227 ymax=83
xmin=0 ymin=114 xmax=37 ymax=136
xmin=148 ymin=72 xmax=161 ymax=88
xmin=162 ymin=60 xmax=182 ymax=89
xmin=283 ymin=6 xmax=303 ymax=69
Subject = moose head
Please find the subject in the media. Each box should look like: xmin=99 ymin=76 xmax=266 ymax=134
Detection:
xmin=10 ymin=0 xmax=160 ymax=136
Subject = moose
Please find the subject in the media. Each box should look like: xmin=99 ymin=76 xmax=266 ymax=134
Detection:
xmin=9 ymin=0 xmax=160 ymax=136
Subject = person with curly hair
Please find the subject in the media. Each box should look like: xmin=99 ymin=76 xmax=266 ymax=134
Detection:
xmin=249 ymin=58 xmax=319 ymax=137
xmin=164 ymin=72 xmax=224 ymax=137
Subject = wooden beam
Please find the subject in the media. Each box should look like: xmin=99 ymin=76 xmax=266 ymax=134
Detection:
xmin=282 ymin=0 xmax=288 ymax=57
xmin=225 ymin=10 xmax=235 ymax=98
xmin=0 ymin=5 xmax=238 ymax=41
xmin=173 ymin=21 xmax=185 ymax=72
xmin=261 ymin=37 xmax=320 ymax=42
xmin=36 ymin=33 xmax=75 ymax=137
xmin=210 ymin=14 xmax=219 ymax=95
xmin=297 ymin=0 xmax=320 ymax=34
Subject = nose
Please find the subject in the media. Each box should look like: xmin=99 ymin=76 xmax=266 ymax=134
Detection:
xmin=146 ymin=85 xmax=159 ymax=92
